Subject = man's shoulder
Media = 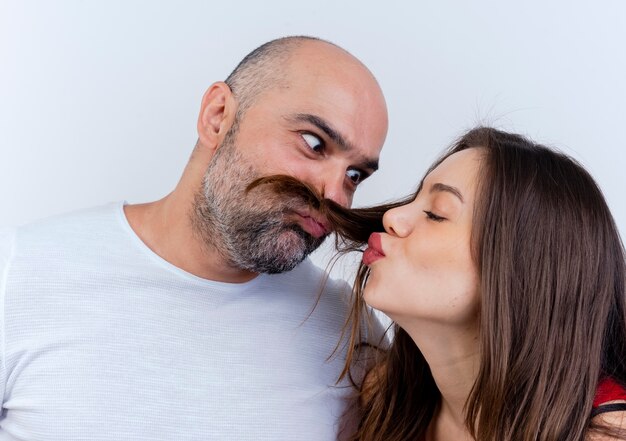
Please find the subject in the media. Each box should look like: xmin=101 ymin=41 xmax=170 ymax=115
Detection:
xmin=21 ymin=202 xmax=122 ymax=230
xmin=15 ymin=202 xmax=124 ymax=243
xmin=282 ymin=258 xmax=351 ymax=295
xmin=4 ymin=202 xmax=127 ymax=264
xmin=260 ymin=258 xmax=353 ymax=315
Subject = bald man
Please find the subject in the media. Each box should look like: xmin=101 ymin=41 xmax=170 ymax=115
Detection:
xmin=0 ymin=37 xmax=388 ymax=440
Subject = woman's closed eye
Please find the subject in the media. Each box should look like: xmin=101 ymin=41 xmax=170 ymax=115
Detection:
xmin=423 ymin=210 xmax=446 ymax=222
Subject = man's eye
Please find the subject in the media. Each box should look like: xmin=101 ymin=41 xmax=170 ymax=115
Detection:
xmin=423 ymin=210 xmax=446 ymax=222
xmin=346 ymin=169 xmax=364 ymax=185
xmin=302 ymin=133 xmax=323 ymax=152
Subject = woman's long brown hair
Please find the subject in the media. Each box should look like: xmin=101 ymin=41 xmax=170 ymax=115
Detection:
xmin=251 ymin=127 xmax=626 ymax=440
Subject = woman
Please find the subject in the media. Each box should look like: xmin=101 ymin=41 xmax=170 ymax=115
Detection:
xmin=252 ymin=126 xmax=626 ymax=439
xmin=332 ymin=127 xmax=626 ymax=440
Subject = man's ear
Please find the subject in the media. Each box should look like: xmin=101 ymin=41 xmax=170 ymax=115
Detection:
xmin=197 ymin=82 xmax=237 ymax=152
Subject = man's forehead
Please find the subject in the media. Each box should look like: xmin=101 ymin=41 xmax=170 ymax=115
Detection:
xmin=242 ymin=40 xmax=388 ymax=161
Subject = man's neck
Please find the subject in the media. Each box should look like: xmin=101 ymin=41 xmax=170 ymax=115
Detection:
xmin=124 ymin=193 xmax=258 ymax=284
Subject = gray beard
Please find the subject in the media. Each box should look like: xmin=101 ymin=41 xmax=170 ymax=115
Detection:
xmin=192 ymin=130 xmax=326 ymax=274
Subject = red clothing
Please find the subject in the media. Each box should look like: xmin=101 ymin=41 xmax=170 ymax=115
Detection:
xmin=594 ymin=377 xmax=626 ymax=407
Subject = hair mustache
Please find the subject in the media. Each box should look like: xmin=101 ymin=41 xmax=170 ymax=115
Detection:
xmin=247 ymin=175 xmax=397 ymax=248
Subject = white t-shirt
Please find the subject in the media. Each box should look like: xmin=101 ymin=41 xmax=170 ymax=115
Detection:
xmin=0 ymin=202 xmax=359 ymax=441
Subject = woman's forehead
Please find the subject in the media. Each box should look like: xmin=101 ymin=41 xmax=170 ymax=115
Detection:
xmin=423 ymin=148 xmax=485 ymax=194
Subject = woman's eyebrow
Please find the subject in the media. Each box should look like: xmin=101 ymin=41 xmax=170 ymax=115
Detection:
xmin=429 ymin=183 xmax=464 ymax=203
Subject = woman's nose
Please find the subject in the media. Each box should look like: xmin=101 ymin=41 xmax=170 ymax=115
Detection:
xmin=382 ymin=204 xmax=414 ymax=237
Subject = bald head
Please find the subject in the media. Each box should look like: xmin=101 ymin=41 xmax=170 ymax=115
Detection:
xmin=225 ymin=36 xmax=381 ymax=119
xmin=195 ymin=35 xmax=387 ymax=204
xmin=189 ymin=35 xmax=387 ymax=276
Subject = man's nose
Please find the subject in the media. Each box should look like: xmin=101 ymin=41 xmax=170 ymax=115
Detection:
xmin=319 ymin=173 xmax=351 ymax=208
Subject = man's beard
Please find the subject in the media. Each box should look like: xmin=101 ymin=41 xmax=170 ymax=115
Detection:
xmin=192 ymin=127 xmax=327 ymax=274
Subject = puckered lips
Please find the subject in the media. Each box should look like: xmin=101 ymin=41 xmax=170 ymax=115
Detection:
xmin=293 ymin=209 xmax=331 ymax=239
xmin=363 ymin=232 xmax=385 ymax=266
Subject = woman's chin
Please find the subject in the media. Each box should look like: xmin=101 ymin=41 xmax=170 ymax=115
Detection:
xmin=362 ymin=283 xmax=387 ymax=313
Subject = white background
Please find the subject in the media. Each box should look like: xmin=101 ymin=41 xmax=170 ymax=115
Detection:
xmin=1 ymin=1 xmax=625 ymax=274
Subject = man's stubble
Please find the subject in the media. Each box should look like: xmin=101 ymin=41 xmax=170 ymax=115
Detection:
xmin=192 ymin=124 xmax=326 ymax=274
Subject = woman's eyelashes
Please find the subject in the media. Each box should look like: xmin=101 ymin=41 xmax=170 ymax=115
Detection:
xmin=301 ymin=132 xmax=324 ymax=153
xmin=423 ymin=210 xmax=446 ymax=222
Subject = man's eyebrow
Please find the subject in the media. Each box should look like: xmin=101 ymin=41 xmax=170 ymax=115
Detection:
xmin=430 ymin=183 xmax=464 ymax=203
xmin=288 ymin=113 xmax=379 ymax=171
